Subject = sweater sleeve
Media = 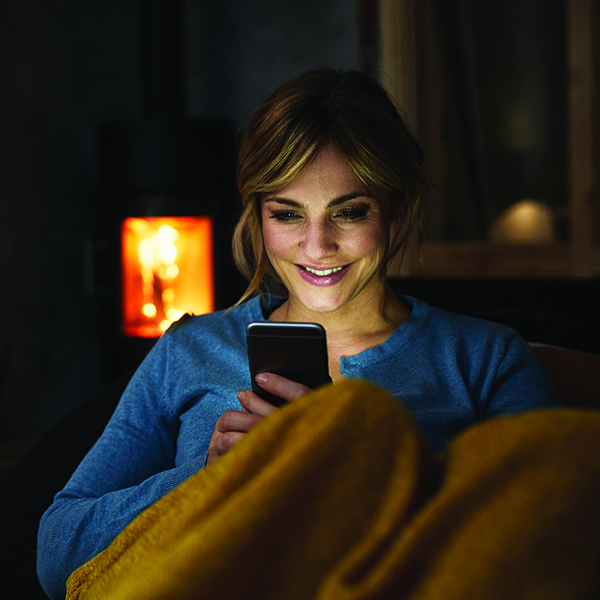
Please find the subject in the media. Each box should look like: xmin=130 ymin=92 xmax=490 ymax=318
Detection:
xmin=36 ymin=332 xmax=205 ymax=600
xmin=480 ymin=333 xmax=562 ymax=417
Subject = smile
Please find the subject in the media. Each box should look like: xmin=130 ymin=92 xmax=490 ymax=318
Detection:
xmin=302 ymin=266 xmax=344 ymax=277
xmin=295 ymin=263 xmax=352 ymax=287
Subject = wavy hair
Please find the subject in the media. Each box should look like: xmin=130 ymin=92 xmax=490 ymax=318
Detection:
xmin=232 ymin=68 xmax=429 ymax=304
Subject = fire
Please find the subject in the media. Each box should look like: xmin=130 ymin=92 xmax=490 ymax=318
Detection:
xmin=121 ymin=216 xmax=214 ymax=337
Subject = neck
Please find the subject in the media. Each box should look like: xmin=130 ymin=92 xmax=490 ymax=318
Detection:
xmin=269 ymin=281 xmax=409 ymax=350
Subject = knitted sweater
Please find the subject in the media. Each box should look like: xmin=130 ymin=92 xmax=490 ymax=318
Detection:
xmin=37 ymin=294 xmax=560 ymax=599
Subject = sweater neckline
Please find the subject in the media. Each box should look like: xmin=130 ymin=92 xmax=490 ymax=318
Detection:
xmin=339 ymin=296 xmax=429 ymax=370
xmin=249 ymin=294 xmax=428 ymax=370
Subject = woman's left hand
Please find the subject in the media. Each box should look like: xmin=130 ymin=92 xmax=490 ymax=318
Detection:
xmin=238 ymin=372 xmax=312 ymax=415
xmin=249 ymin=372 xmax=313 ymax=404
xmin=207 ymin=374 xmax=312 ymax=465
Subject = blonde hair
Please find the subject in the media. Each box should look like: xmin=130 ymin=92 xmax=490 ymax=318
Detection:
xmin=232 ymin=68 xmax=429 ymax=305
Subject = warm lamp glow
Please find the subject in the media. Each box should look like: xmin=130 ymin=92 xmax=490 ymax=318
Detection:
xmin=491 ymin=199 xmax=556 ymax=244
xmin=121 ymin=216 xmax=214 ymax=337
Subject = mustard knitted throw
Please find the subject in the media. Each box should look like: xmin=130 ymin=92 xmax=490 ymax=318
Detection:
xmin=66 ymin=380 xmax=600 ymax=600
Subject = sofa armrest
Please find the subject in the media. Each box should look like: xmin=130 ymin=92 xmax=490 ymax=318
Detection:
xmin=532 ymin=345 xmax=600 ymax=410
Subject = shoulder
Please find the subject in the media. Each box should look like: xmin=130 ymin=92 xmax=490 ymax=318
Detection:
xmin=163 ymin=295 xmax=265 ymax=342
xmin=120 ymin=297 xmax=269 ymax=411
xmin=404 ymin=296 xmax=542 ymax=380
xmin=406 ymin=295 xmax=520 ymax=348
xmin=125 ymin=298 xmax=260 ymax=386
xmin=406 ymin=296 xmax=560 ymax=411
xmin=147 ymin=294 xmax=287 ymax=366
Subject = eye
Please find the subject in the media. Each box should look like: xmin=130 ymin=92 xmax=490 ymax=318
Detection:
xmin=269 ymin=210 xmax=302 ymax=223
xmin=334 ymin=205 xmax=370 ymax=222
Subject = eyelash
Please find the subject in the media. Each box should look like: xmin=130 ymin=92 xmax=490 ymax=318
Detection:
xmin=269 ymin=205 xmax=370 ymax=223
xmin=269 ymin=211 xmax=301 ymax=223
xmin=335 ymin=206 xmax=369 ymax=222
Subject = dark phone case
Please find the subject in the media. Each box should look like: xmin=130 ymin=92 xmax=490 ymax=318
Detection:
xmin=246 ymin=322 xmax=331 ymax=407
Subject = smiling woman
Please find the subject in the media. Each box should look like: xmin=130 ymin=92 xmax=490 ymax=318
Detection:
xmin=232 ymin=68 xmax=429 ymax=305
xmin=37 ymin=68 xmax=567 ymax=600
xmin=260 ymin=144 xmax=388 ymax=320
xmin=229 ymin=68 xmax=433 ymax=376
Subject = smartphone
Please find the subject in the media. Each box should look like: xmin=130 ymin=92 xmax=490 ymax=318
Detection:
xmin=246 ymin=321 xmax=332 ymax=407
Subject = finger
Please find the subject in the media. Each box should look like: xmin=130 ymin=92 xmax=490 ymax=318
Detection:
xmin=215 ymin=409 xmax=263 ymax=434
xmin=238 ymin=390 xmax=278 ymax=417
xmin=217 ymin=430 xmax=245 ymax=453
xmin=255 ymin=372 xmax=313 ymax=403
xmin=207 ymin=409 xmax=264 ymax=466
xmin=207 ymin=430 xmax=245 ymax=465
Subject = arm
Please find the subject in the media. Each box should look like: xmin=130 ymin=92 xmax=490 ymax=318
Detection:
xmin=37 ymin=338 xmax=308 ymax=600
xmin=36 ymin=335 xmax=200 ymax=600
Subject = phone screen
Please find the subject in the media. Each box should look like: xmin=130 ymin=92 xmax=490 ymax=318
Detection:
xmin=246 ymin=321 xmax=331 ymax=406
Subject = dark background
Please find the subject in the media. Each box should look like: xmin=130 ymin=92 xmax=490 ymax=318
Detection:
xmin=0 ymin=0 xmax=364 ymax=449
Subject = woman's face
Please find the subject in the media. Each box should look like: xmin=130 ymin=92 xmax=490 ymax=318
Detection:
xmin=261 ymin=144 xmax=389 ymax=316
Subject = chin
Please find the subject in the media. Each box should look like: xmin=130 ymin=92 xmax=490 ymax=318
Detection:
xmin=303 ymin=301 xmax=345 ymax=314
xmin=291 ymin=289 xmax=357 ymax=315
xmin=282 ymin=269 xmax=383 ymax=316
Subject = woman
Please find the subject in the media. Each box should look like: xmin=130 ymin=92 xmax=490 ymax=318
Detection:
xmin=37 ymin=68 xmax=563 ymax=600
xmin=209 ymin=67 xmax=558 ymax=462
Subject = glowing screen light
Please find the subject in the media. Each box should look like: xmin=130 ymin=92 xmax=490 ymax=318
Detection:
xmin=121 ymin=216 xmax=214 ymax=337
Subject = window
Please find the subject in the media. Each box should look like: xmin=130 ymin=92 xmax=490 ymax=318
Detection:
xmin=380 ymin=0 xmax=599 ymax=277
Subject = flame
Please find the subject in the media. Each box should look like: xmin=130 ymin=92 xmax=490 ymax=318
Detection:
xmin=121 ymin=216 xmax=214 ymax=337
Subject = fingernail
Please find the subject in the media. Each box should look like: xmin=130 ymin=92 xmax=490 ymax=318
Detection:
xmin=256 ymin=373 xmax=267 ymax=385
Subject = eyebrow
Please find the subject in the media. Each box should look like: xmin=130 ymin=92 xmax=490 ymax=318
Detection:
xmin=263 ymin=192 xmax=372 ymax=209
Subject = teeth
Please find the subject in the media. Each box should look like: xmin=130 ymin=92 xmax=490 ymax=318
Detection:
xmin=304 ymin=266 xmax=343 ymax=276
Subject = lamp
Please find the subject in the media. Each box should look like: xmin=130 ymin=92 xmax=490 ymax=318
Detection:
xmin=491 ymin=199 xmax=557 ymax=244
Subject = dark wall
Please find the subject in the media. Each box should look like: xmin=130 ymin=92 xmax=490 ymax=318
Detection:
xmin=0 ymin=0 xmax=361 ymax=443
xmin=187 ymin=0 xmax=361 ymax=128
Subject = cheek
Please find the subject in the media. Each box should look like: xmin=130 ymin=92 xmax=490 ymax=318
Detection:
xmin=348 ymin=222 xmax=387 ymax=258
xmin=262 ymin=222 xmax=294 ymax=259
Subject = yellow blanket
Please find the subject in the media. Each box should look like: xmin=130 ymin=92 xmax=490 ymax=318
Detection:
xmin=66 ymin=380 xmax=600 ymax=600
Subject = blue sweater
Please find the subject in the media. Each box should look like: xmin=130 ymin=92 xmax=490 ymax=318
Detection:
xmin=37 ymin=295 xmax=560 ymax=599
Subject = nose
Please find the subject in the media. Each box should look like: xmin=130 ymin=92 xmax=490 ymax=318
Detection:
xmin=299 ymin=219 xmax=338 ymax=260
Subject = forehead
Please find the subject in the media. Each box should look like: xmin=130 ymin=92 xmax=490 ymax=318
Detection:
xmin=263 ymin=144 xmax=371 ymax=203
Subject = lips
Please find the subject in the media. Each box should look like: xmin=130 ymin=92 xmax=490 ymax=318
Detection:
xmin=295 ymin=263 xmax=351 ymax=286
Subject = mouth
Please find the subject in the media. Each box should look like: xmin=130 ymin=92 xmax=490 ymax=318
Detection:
xmin=301 ymin=265 xmax=344 ymax=277
xmin=295 ymin=263 xmax=352 ymax=286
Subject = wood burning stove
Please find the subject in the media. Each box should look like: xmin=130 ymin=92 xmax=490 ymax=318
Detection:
xmin=91 ymin=0 xmax=241 ymax=379
xmin=121 ymin=216 xmax=214 ymax=338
